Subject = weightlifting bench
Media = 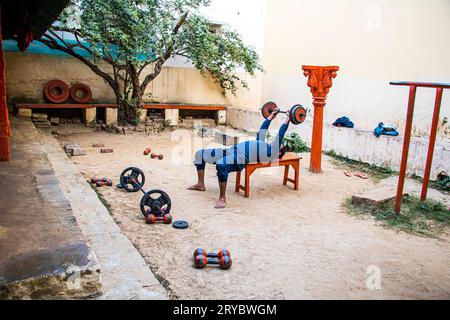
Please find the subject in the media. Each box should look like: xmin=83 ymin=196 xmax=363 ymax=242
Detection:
xmin=235 ymin=153 xmax=302 ymax=198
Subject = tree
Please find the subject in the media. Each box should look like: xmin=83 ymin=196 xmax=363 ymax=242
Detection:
xmin=39 ymin=0 xmax=263 ymax=123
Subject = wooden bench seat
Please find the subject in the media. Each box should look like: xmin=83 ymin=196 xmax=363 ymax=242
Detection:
xmin=235 ymin=153 xmax=302 ymax=198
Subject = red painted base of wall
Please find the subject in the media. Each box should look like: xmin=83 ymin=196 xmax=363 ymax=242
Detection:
xmin=0 ymin=135 xmax=10 ymax=161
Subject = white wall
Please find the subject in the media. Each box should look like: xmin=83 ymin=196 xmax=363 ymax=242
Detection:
xmin=261 ymin=0 xmax=450 ymax=137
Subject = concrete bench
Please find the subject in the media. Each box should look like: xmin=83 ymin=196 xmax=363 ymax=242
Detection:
xmin=235 ymin=153 xmax=302 ymax=198
xmin=15 ymin=103 xmax=119 ymax=125
xmin=143 ymin=103 xmax=227 ymax=126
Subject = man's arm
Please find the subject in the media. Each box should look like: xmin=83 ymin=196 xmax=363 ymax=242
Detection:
xmin=256 ymin=119 xmax=271 ymax=141
xmin=273 ymin=116 xmax=291 ymax=149
xmin=256 ymin=110 xmax=278 ymax=141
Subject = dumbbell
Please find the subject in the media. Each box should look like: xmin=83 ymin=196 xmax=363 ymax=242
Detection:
xmin=261 ymin=101 xmax=307 ymax=125
xmin=96 ymin=179 xmax=113 ymax=187
xmin=193 ymin=248 xmax=232 ymax=270
xmin=144 ymin=148 xmax=152 ymax=155
xmin=151 ymin=153 xmax=164 ymax=160
xmin=146 ymin=213 xmax=173 ymax=225
xmin=91 ymin=177 xmax=108 ymax=184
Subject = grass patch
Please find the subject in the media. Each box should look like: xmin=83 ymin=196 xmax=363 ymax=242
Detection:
xmin=324 ymin=150 xmax=394 ymax=182
xmin=344 ymin=196 xmax=450 ymax=238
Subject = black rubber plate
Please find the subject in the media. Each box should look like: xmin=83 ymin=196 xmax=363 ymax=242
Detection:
xmin=173 ymin=221 xmax=189 ymax=229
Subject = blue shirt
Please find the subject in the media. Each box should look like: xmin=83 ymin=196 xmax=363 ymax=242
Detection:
xmin=231 ymin=119 xmax=289 ymax=164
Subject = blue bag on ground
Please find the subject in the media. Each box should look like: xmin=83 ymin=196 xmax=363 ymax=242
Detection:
xmin=333 ymin=117 xmax=354 ymax=128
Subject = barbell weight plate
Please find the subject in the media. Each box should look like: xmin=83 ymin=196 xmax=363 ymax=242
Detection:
xmin=290 ymin=105 xmax=307 ymax=125
xmin=120 ymin=167 xmax=145 ymax=193
xmin=173 ymin=221 xmax=189 ymax=230
xmin=261 ymin=101 xmax=279 ymax=120
xmin=140 ymin=189 xmax=172 ymax=218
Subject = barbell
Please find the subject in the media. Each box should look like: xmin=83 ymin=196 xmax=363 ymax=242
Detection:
xmin=119 ymin=167 xmax=172 ymax=218
xmin=261 ymin=101 xmax=307 ymax=125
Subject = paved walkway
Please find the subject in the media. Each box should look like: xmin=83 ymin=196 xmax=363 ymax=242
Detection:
xmin=38 ymin=124 xmax=167 ymax=299
xmin=0 ymin=118 xmax=100 ymax=299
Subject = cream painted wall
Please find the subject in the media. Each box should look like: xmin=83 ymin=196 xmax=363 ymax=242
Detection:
xmin=261 ymin=0 xmax=450 ymax=136
xmin=5 ymin=0 xmax=266 ymax=108
xmin=4 ymin=52 xmax=229 ymax=105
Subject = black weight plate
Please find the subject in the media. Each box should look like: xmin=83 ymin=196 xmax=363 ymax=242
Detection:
xmin=290 ymin=105 xmax=307 ymax=125
xmin=120 ymin=167 xmax=145 ymax=193
xmin=173 ymin=221 xmax=189 ymax=230
xmin=140 ymin=190 xmax=172 ymax=218
xmin=261 ymin=101 xmax=278 ymax=120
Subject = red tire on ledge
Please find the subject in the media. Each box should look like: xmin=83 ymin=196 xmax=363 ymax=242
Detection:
xmin=43 ymin=80 xmax=70 ymax=103
xmin=70 ymin=83 xmax=92 ymax=104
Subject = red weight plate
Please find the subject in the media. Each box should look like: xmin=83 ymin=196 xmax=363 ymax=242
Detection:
xmin=44 ymin=80 xmax=70 ymax=103
xmin=291 ymin=105 xmax=307 ymax=125
xmin=261 ymin=101 xmax=278 ymax=119
xmin=70 ymin=83 xmax=93 ymax=103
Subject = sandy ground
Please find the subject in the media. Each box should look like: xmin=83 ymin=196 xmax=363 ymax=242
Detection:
xmin=55 ymin=125 xmax=450 ymax=300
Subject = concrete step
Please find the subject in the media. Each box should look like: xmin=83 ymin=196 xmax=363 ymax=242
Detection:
xmin=0 ymin=118 xmax=101 ymax=299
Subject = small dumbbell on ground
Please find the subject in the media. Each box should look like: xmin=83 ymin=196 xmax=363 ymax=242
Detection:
xmin=146 ymin=213 xmax=173 ymax=225
xmin=151 ymin=153 xmax=164 ymax=160
xmin=144 ymin=147 xmax=152 ymax=155
xmin=193 ymin=248 xmax=232 ymax=270
xmin=91 ymin=177 xmax=113 ymax=187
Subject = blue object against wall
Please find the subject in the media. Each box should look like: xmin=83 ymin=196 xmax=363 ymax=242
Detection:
xmin=3 ymin=38 xmax=157 ymax=62
xmin=2 ymin=39 xmax=91 ymax=57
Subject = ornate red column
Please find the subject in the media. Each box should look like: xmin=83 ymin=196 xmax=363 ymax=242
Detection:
xmin=0 ymin=7 xmax=11 ymax=161
xmin=302 ymin=65 xmax=339 ymax=173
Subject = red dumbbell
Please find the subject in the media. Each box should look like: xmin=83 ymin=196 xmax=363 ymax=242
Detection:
xmin=91 ymin=177 xmax=108 ymax=184
xmin=193 ymin=248 xmax=232 ymax=270
xmin=146 ymin=213 xmax=173 ymax=225
xmin=144 ymin=148 xmax=152 ymax=155
xmin=96 ymin=179 xmax=113 ymax=187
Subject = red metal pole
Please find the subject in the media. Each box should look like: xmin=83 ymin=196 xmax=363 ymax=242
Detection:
xmin=310 ymin=102 xmax=325 ymax=173
xmin=420 ymin=88 xmax=444 ymax=201
xmin=395 ymin=85 xmax=417 ymax=213
xmin=0 ymin=6 xmax=11 ymax=161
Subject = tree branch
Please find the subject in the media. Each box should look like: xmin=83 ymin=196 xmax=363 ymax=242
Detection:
xmin=40 ymin=34 xmax=121 ymax=95
xmin=140 ymin=12 xmax=189 ymax=93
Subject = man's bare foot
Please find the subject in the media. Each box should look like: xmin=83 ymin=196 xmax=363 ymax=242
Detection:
xmin=215 ymin=198 xmax=227 ymax=209
xmin=187 ymin=184 xmax=206 ymax=192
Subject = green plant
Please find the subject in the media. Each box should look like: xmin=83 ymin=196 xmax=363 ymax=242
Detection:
xmin=438 ymin=176 xmax=450 ymax=192
xmin=283 ymin=132 xmax=310 ymax=153
xmin=344 ymin=196 xmax=450 ymax=238
xmin=40 ymin=0 xmax=262 ymax=123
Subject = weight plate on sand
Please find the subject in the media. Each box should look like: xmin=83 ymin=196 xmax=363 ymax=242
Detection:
xmin=173 ymin=221 xmax=189 ymax=229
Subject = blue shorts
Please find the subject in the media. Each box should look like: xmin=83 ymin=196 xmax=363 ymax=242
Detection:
xmin=194 ymin=148 xmax=246 ymax=182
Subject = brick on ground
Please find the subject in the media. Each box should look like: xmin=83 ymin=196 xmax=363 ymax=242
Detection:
xmin=50 ymin=117 xmax=60 ymax=125
xmin=214 ymin=131 xmax=240 ymax=146
xmin=101 ymin=148 xmax=114 ymax=154
xmin=352 ymin=187 xmax=408 ymax=207
xmin=32 ymin=113 xmax=48 ymax=120
xmin=70 ymin=148 xmax=87 ymax=156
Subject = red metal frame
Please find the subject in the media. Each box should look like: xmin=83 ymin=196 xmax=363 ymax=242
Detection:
xmin=0 ymin=8 xmax=11 ymax=161
xmin=390 ymin=81 xmax=450 ymax=213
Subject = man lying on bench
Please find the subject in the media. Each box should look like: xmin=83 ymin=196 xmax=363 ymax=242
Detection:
xmin=188 ymin=110 xmax=291 ymax=209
